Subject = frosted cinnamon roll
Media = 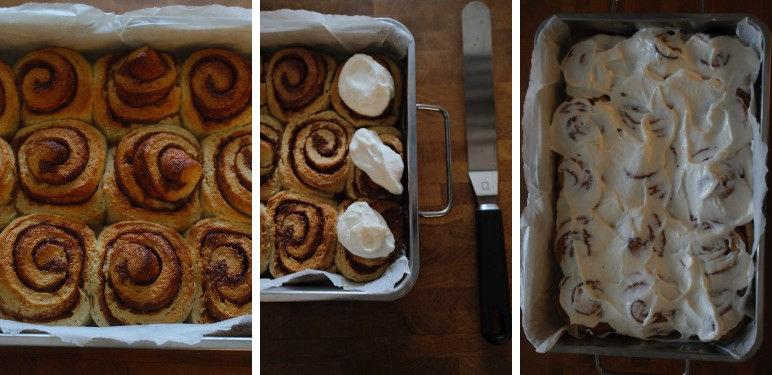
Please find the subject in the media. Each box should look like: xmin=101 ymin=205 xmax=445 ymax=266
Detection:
xmin=186 ymin=218 xmax=251 ymax=323
xmin=267 ymin=191 xmax=337 ymax=277
xmin=0 ymin=214 xmax=95 ymax=325
xmin=104 ymin=125 xmax=203 ymax=231
xmin=266 ymin=47 xmax=336 ymax=123
xmin=334 ymin=199 xmax=403 ymax=282
xmin=0 ymin=59 xmax=19 ymax=139
xmin=0 ymin=138 xmax=16 ymax=229
xmin=278 ymin=111 xmax=354 ymax=197
xmin=15 ymin=47 xmax=92 ymax=125
xmin=260 ymin=114 xmax=282 ymax=201
xmin=346 ymin=126 xmax=404 ymax=199
xmin=180 ymin=48 xmax=251 ymax=138
xmin=201 ymin=125 xmax=251 ymax=224
xmin=331 ymin=55 xmax=403 ymax=127
xmin=260 ymin=204 xmax=272 ymax=274
xmin=88 ymin=221 xmax=199 ymax=326
xmin=93 ymin=46 xmax=181 ymax=143
xmin=12 ymin=120 xmax=106 ymax=227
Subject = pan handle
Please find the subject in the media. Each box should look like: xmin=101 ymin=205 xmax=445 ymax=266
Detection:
xmin=595 ymin=355 xmax=689 ymax=375
xmin=416 ymin=103 xmax=453 ymax=218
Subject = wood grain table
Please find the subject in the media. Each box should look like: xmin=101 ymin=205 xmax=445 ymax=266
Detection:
xmin=260 ymin=1 xmax=512 ymax=374
xmin=521 ymin=1 xmax=772 ymax=374
xmin=0 ymin=1 xmax=251 ymax=375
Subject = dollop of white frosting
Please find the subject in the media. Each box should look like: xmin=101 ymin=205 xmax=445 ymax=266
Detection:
xmin=336 ymin=202 xmax=395 ymax=259
xmin=552 ymin=28 xmax=760 ymax=341
xmin=350 ymin=128 xmax=404 ymax=194
xmin=338 ymin=54 xmax=395 ymax=117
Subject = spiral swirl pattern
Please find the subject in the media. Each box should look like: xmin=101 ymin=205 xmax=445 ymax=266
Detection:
xmin=278 ymin=111 xmax=354 ymax=196
xmin=94 ymin=46 xmax=181 ymax=143
xmin=90 ymin=221 xmax=197 ymax=326
xmin=0 ymin=214 xmax=94 ymax=325
xmin=267 ymin=191 xmax=337 ymax=277
xmin=186 ymin=218 xmax=251 ymax=323
xmin=14 ymin=47 xmax=92 ymax=125
xmin=346 ymin=127 xmax=404 ymax=199
xmin=0 ymin=59 xmax=19 ymax=139
xmin=12 ymin=119 xmax=106 ymax=225
xmin=202 ymin=124 xmax=251 ymax=223
xmin=181 ymin=48 xmax=251 ymax=138
xmin=0 ymin=138 xmax=16 ymax=228
xmin=266 ymin=48 xmax=335 ymax=123
xmin=331 ymin=55 xmax=404 ymax=127
xmin=260 ymin=114 xmax=282 ymax=201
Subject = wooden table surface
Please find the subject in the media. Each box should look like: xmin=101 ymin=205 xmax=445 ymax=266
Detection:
xmin=260 ymin=0 xmax=512 ymax=374
xmin=0 ymin=1 xmax=251 ymax=374
xmin=521 ymin=1 xmax=772 ymax=374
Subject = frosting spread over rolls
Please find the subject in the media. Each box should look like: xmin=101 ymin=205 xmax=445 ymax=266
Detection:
xmin=553 ymin=28 xmax=760 ymax=341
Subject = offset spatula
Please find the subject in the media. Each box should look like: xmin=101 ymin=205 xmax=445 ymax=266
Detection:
xmin=461 ymin=1 xmax=511 ymax=345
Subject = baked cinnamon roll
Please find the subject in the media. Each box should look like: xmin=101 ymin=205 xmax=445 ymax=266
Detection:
xmin=331 ymin=55 xmax=403 ymax=127
xmin=267 ymin=191 xmax=337 ymax=277
xmin=260 ymin=114 xmax=282 ymax=202
xmin=186 ymin=218 xmax=251 ymax=323
xmin=15 ymin=47 xmax=92 ymax=125
xmin=345 ymin=126 xmax=404 ymax=200
xmin=93 ymin=46 xmax=181 ymax=143
xmin=266 ymin=47 xmax=336 ymax=123
xmin=0 ymin=59 xmax=19 ymax=139
xmin=278 ymin=111 xmax=354 ymax=197
xmin=334 ymin=199 xmax=403 ymax=282
xmin=0 ymin=214 xmax=95 ymax=325
xmin=12 ymin=119 xmax=106 ymax=227
xmin=104 ymin=125 xmax=203 ymax=231
xmin=88 ymin=221 xmax=199 ymax=326
xmin=0 ymin=138 xmax=16 ymax=229
xmin=260 ymin=204 xmax=272 ymax=275
xmin=201 ymin=124 xmax=251 ymax=224
xmin=180 ymin=48 xmax=251 ymax=138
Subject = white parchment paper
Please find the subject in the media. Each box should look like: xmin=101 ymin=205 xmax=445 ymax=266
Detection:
xmin=0 ymin=3 xmax=251 ymax=347
xmin=260 ymin=10 xmax=412 ymax=294
xmin=521 ymin=17 xmax=767 ymax=358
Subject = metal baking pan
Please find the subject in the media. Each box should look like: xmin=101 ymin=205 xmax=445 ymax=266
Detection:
xmin=260 ymin=17 xmax=453 ymax=302
xmin=532 ymin=13 xmax=770 ymax=365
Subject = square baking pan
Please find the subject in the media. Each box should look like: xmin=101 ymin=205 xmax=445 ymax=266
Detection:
xmin=259 ymin=16 xmax=453 ymax=302
xmin=528 ymin=13 xmax=770 ymax=364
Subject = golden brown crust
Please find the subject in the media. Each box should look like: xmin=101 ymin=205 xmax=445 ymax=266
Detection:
xmin=15 ymin=47 xmax=92 ymax=126
xmin=267 ymin=191 xmax=337 ymax=278
xmin=12 ymin=120 xmax=106 ymax=227
xmin=0 ymin=214 xmax=95 ymax=325
xmin=0 ymin=138 xmax=16 ymax=229
xmin=260 ymin=114 xmax=282 ymax=202
xmin=104 ymin=125 xmax=203 ymax=231
xmin=88 ymin=220 xmax=199 ymax=326
xmin=277 ymin=111 xmax=354 ymax=197
xmin=260 ymin=204 xmax=272 ymax=275
xmin=345 ymin=126 xmax=404 ymax=200
xmin=0 ymin=59 xmax=19 ymax=139
xmin=266 ymin=48 xmax=335 ymax=123
xmin=180 ymin=48 xmax=251 ymax=138
xmin=93 ymin=46 xmax=181 ymax=144
xmin=186 ymin=218 xmax=251 ymax=323
xmin=330 ymin=55 xmax=403 ymax=128
xmin=201 ymin=125 xmax=251 ymax=224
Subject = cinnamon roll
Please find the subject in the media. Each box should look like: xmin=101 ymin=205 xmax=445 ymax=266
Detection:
xmin=260 ymin=114 xmax=282 ymax=201
xmin=346 ymin=126 xmax=404 ymax=200
xmin=260 ymin=52 xmax=269 ymax=113
xmin=267 ymin=191 xmax=337 ymax=277
xmin=104 ymin=125 xmax=203 ymax=231
xmin=180 ymin=48 xmax=251 ymax=138
xmin=186 ymin=218 xmax=251 ymax=323
xmin=266 ymin=48 xmax=336 ymax=123
xmin=15 ymin=47 xmax=92 ymax=126
xmin=331 ymin=55 xmax=403 ymax=127
xmin=88 ymin=221 xmax=199 ymax=326
xmin=201 ymin=124 xmax=251 ymax=224
xmin=0 ymin=214 xmax=95 ymax=325
xmin=334 ymin=199 xmax=403 ymax=282
xmin=12 ymin=120 xmax=106 ymax=227
xmin=0 ymin=59 xmax=19 ymax=139
xmin=260 ymin=204 xmax=272 ymax=275
xmin=0 ymin=138 xmax=16 ymax=229
xmin=93 ymin=46 xmax=181 ymax=143
xmin=278 ymin=111 xmax=354 ymax=197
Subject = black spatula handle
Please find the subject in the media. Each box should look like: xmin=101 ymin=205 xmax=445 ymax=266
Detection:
xmin=476 ymin=205 xmax=511 ymax=345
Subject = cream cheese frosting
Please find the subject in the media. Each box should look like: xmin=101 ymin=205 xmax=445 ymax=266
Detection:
xmin=336 ymin=201 xmax=395 ymax=259
xmin=552 ymin=28 xmax=760 ymax=341
xmin=349 ymin=128 xmax=404 ymax=194
xmin=338 ymin=54 xmax=395 ymax=117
